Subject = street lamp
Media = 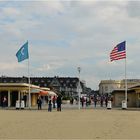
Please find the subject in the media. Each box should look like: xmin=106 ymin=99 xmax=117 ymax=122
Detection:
xmin=77 ymin=67 xmax=81 ymax=110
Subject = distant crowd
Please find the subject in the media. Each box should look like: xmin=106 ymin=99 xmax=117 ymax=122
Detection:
xmin=37 ymin=94 xmax=114 ymax=111
xmin=1 ymin=94 xmax=113 ymax=111
xmin=70 ymin=94 xmax=113 ymax=108
xmin=37 ymin=94 xmax=62 ymax=112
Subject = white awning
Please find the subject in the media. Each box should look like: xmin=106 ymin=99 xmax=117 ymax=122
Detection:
xmin=48 ymin=91 xmax=57 ymax=96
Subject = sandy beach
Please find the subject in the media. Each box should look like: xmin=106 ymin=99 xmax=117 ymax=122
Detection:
xmin=0 ymin=108 xmax=140 ymax=139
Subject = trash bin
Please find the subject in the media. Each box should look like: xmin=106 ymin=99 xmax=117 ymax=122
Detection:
xmin=21 ymin=100 xmax=25 ymax=109
xmin=107 ymin=101 xmax=112 ymax=109
xmin=16 ymin=100 xmax=20 ymax=109
xmin=122 ymin=100 xmax=127 ymax=109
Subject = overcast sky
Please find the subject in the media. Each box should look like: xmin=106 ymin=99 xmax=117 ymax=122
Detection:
xmin=0 ymin=0 xmax=140 ymax=90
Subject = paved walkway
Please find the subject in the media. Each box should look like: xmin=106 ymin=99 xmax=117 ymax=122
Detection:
xmin=0 ymin=107 xmax=140 ymax=139
xmin=1 ymin=102 xmax=140 ymax=111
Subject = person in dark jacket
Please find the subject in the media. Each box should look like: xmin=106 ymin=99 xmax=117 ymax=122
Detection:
xmin=52 ymin=96 xmax=56 ymax=108
xmin=81 ymin=97 xmax=84 ymax=108
xmin=23 ymin=95 xmax=27 ymax=107
xmin=37 ymin=96 xmax=42 ymax=110
xmin=94 ymin=96 xmax=97 ymax=108
xmin=105 ymin=96 xmax=108 ymax=107
xmin=48 ymin=96 xmax=52 ymax=112
xmin=57 ymin=95 xmax=62 ymax=111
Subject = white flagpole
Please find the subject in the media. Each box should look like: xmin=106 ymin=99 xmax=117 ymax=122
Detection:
xmin=27 ymin=42 xmax=31 ymax=109
xmin=28 ymin=58 xmax=31 ymax=109
xmin=125 ymin=57 xmax=127 ymax=108
xmin=77 ymin=67 xmax=81 ymax=110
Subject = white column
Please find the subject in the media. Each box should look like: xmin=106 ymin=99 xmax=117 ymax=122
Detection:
xmin=8 ymin=90 xmax=11 ymax=107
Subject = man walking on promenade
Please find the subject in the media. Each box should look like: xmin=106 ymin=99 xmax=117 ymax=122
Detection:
xmin=37 ymin=95 xmax=42 ymax=110
xmin=48 ymin=96 xmax=52 ymax=112
xmin=57 ymin=95 xmax=62 ymax=111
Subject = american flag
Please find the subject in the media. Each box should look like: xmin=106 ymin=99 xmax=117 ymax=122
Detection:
xmin=110 ymin=41 xmax=126 ymax=61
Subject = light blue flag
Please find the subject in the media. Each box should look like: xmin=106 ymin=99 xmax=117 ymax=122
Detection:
xmin=16 ymin=41 xmax=29 ymax=62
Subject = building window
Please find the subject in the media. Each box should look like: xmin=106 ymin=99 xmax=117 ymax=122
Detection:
xmin=73 ymin=80 xmax=76 ymax=83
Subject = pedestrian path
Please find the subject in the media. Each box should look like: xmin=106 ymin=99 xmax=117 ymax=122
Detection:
xmin=1 ymin=103 xmax=140 ymax=111
xmin=0 ymin=103 xmax=107 ymax=110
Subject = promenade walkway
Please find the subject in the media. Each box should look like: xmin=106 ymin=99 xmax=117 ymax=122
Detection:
xmin=1 ymin=102 xmax=140 ymax=111
xmin=0 ymin=105 xmax=140 ymax=139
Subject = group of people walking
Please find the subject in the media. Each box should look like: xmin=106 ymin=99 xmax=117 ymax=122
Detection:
xmin=37 ymin=94 xmax=62 ymax=112
xmin=79 ymin=95 xmax=113 ymax=108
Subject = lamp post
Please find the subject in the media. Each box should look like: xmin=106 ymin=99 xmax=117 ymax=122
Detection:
xmin=77 ymin=67 xmax=81 ymax=110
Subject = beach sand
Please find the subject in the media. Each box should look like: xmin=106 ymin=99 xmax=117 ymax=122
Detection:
xmin=0 ymin=108 xmax=140 ymax=139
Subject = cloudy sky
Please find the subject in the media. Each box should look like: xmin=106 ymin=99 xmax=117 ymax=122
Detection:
xmin=0 ymin=0 xmax=140 ymax=90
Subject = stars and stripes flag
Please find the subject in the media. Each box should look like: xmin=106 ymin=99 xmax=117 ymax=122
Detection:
xmin=110 ymin=41 xmax=126 ymax=61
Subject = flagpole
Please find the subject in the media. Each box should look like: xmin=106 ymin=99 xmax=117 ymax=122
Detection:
xmin=77 ymin=67 xmax=81 ymax=110
xmin=27 ymin=42 xmax=31 ymax=109
xmin=16 ymin=41 xmax=30 ymax=108
xmin=28 ymin=57 xmax=31 ymax=109
xmin=125 ymin=56 xmax=127 ymax=108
